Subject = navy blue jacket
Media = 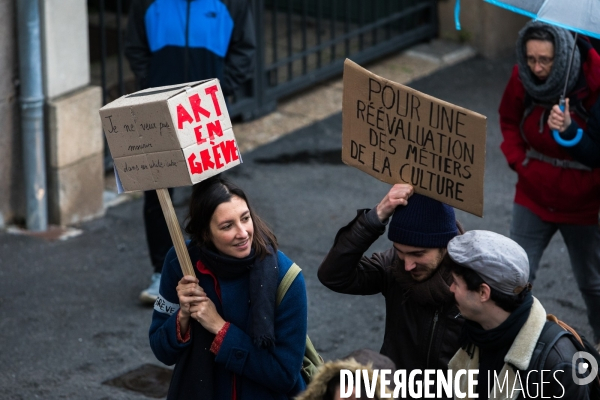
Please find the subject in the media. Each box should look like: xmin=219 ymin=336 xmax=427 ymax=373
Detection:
xmin=150 ymin=246 xmax=308 ymax=399
xmin=125 ymin=0 xmax=256 ymax=94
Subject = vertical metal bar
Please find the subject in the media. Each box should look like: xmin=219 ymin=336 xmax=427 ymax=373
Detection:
xmin=385 ymin=0 xmax=391 ymax=40
xmin=372 ymin=0 xmax=377 ymax=45
xmin=406 ymin=0 xmax=413 ymax=32
xmin=99 ymin=0 xmax=111 ymax=170
xmin=330 ymin=0 xmax=336 ymax=62
xmin=99 ymin=0 xmax=107 ymax=104
xmin=358 ymin=0 xmax=364 ymax=51
xmin=271 ymin=0 xmax=278 ymax=86
xmin=184 ymin=0 xmax=191 ymax=81
xmin=116 ymin=0 xmax=124 ymax=96
xmin=398 ymin=0 xmax=403 ymax=33
xmin=253 ymin=0 xmax=266 ymax=117
xmin=316 ymin=0 xmax=322 ymax=68
xmin=344 ymin=0 xmax=350 ymax=57
xmin=286 ymin=0 xmax=292 ymax=81
xmin=431 ymin=0 xmax=439 ymax=37
xmin=17 ymin=0 xmax=47 ymax=231
xmin=250 ymin=0 xmax=438 ymax=119
xmin=302 ymin=0 xmax=307 ymax=75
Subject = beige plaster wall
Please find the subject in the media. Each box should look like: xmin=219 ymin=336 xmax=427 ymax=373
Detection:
xmin=437 ymin=0 xmax=529 ymax=59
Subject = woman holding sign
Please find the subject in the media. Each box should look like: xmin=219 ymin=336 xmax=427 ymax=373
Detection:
xmin=499 ymin=21 xmax=600 ymax=347
xmin=149 ymin=177 xmax=308 ymax=399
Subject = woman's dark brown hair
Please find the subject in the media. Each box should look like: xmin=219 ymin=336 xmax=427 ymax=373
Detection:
xmin=184 ymin=176 xmax=278 ymax=259
xmin=522 ymin=27 xmax=555 ymax=55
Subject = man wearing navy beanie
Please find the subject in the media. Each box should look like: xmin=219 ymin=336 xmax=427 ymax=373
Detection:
xmin=318 ymin=184 xmax=464 ymax=399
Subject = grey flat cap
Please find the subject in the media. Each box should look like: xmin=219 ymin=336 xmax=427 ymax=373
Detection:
xmin=448 ymin=230 xmax=530 ymax=295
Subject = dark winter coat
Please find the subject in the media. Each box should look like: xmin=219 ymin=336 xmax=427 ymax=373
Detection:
xmin=499 ymin=39 xmax=600 ymax=225
xmin=449 ymin=298 xmax=590 ymax=400
xmin=150 ymin=245 xmax=307 ymax=399
xmin=317 ymin=209 xmax=464 ymax=399
xmin=125 ymin=0 xmax=256 ymax=94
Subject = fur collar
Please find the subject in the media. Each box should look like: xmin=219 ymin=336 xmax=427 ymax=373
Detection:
xmin=504 ymin=297 xmax=547 ymax=370
xmin=448 ymin=297 xmax=547 ymax=400
xmin=295 ymin=358 xmax=392 ymax=400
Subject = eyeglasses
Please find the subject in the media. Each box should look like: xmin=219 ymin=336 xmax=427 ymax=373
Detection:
xmin=526 ymin=56 xmax=554 ymax=67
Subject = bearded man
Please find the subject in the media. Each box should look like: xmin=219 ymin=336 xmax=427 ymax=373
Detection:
xmin=318 ymin=184 xmax=464 ymax=399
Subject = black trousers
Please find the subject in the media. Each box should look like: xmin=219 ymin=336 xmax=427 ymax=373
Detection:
xmin=144 ymin=189 xmax=174 ymax=273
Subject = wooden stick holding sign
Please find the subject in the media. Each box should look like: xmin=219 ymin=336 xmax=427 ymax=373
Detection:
xmin=341 ymin=59 xmax=487 ymax=217
xmin=100 ymin=79 xmax=242 ymax=277
xmin=156 ymin=188 xmax=194 ymax=276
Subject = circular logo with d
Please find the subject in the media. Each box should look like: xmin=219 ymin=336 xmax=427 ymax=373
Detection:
xmin=572 ymin=351 xmax=598 ymax=386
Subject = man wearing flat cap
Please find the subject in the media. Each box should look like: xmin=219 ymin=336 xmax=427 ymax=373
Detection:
xmin=318 ymin=184 xmax=465 ymax=399
xmin=447 ymin=230 xmax=590 ymax=399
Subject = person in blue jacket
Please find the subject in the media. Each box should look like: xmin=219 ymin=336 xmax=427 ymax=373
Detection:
xmin=149 ymin=176 xmax=308 ymax=399
xmin=125 ymin=0 xmax=256 ymax=303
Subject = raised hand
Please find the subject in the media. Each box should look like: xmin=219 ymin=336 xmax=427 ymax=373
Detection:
xmin=375 ymin=184 xmax=414 ymax=222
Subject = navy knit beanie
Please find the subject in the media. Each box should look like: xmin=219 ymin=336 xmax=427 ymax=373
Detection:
xmin=387 ymin=193 xmax=458 ymax=248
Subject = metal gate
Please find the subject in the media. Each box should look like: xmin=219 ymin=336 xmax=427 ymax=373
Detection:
xmin=91 ymin=0 xmax=437 ymax=120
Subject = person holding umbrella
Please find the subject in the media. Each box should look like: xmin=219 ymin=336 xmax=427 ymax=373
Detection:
xmin=498 ymin=20 xmax=600 ymax=348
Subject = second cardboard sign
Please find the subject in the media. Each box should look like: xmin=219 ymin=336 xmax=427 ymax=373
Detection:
xmin=342 ymin=59 xmax=487 ymax=217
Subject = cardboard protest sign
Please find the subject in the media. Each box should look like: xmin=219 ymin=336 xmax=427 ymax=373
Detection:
xmin=99 ymin=79 xmax=241 ymax=277
xmin=99 ymin=79 xmax=240 ymax=192
xmin=342 ymin=59 xmax=487 ymax=217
